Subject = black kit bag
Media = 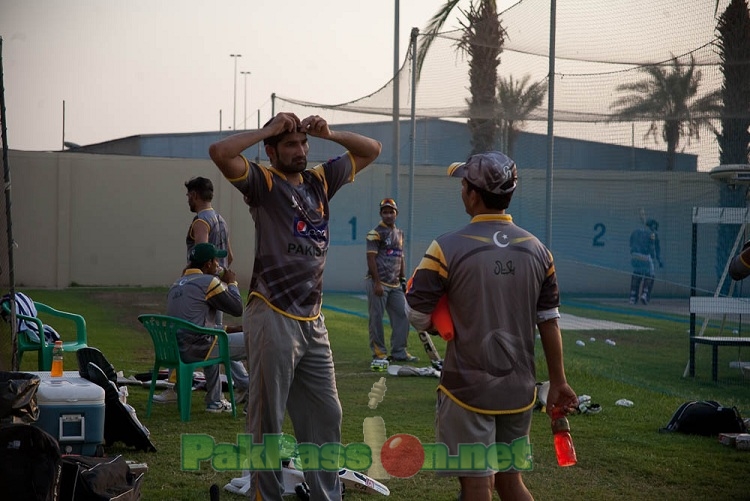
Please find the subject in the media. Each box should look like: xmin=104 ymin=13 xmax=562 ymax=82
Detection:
xmin=0 ymin=423 xmax=62 ymax=501
xmin=0 ymin=371 xmax=41 ymax=424
xmin=84 ymin=362 xmax=156 ymax=453
xmin=59 ymin=455 xmax=143 ymax=501
xmin=77 ymin=348 xmax=156 ymax=453
xmin=661 ymin=400 xmax=747 ymax=436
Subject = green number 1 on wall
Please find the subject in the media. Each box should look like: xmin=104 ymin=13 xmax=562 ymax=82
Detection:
xmin=349 ymin=216 xmax=357 ymax=241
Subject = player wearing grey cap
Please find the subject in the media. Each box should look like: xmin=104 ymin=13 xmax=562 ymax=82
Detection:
xmin=406 ymin=151 xmax=578 ymax=501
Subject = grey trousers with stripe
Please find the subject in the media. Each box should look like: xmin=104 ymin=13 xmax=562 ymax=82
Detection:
xmin=366 ymin=279 xmax=411 ymax=359
xmin=244 ymin=298 xmax=343 ymax=501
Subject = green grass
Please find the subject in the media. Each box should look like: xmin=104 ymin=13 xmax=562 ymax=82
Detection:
xmin=5 ymin=288 xmax=750 ymax=500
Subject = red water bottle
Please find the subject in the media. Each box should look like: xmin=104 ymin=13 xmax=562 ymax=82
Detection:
xmin=551 ymin=407 xmax=577 ymax=467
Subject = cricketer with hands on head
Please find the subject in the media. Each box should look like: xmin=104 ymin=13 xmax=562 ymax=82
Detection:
xmin=209 ymin=112 xmax=381 ymax=501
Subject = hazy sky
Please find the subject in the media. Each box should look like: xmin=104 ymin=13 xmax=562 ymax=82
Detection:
xmin=1 ymin=0 xmax=518 ymax=151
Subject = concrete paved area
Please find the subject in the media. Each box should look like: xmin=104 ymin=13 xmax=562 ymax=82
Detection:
xmin=559 ymin=313 xmax=651 ymax=331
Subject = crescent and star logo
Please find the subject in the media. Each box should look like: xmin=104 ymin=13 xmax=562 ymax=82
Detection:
xmin=493 ymin=231 xmax=510 ymax=248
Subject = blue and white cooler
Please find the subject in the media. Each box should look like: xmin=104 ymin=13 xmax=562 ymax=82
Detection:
xmin=32 ymin=371 xmax=105 ymax=455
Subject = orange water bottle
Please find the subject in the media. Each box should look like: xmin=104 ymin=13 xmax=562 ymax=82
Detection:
xmin=51 ymin=340 xmax=64 ymax=377
xmin=551 ymin=407 xmax=577 ymax=467
xmin=431 ymin=295 xmax=454 ymax=341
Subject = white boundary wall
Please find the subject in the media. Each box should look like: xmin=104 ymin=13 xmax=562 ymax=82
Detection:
xmin=0 ymin=150 xmax=722 ymax=297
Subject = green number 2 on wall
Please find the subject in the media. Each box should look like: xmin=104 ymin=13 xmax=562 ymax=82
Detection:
xmin=593 ymin=223 xmax=606 ymax=247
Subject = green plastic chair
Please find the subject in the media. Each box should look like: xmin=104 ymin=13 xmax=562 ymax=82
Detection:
xmin=138 ymin=314 xmax=236 ymax=422
xmin=1 ymin=300 xmax=88 ymax=370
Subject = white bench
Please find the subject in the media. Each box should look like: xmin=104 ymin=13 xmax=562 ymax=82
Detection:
xmin=689 ymin=297 xmax=750 ymax=381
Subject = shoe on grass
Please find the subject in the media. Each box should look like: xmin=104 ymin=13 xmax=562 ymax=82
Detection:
xmin=206 ymin=399 xmax=233 ymax=413
xmin=152 ymin=387 xmax=177 ymax=404
xmin=371 ymin=357 xmax=390 ymax=372
xmin=390 ymin=353 xmax=419 ymax=363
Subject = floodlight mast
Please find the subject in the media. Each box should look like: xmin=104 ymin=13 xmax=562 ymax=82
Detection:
xmin=230 ymin=54 xmax=242 ymax=131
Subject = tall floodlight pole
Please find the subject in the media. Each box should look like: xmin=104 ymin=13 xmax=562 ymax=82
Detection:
xmin=241 ymin=71 xmax=251 ymax=130
xmin=230 ymin=54 xmax=242 ymax=130
xmin=407 ymin=27 xmax=418 ymax=274
xmin=545 ymin=0 xmax=556 ymax=248
xmin=62 ymin=100 xmax=66 ymax=150
xmin=392 ymin=0 xmax=400 ymax=203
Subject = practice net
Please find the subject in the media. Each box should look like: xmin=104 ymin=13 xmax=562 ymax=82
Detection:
xmin=272 ymin=0 xmax=750 ymax=383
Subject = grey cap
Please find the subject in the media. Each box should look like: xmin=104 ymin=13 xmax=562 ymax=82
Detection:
xmin=447 ymin=151 xmax=518 ymax=195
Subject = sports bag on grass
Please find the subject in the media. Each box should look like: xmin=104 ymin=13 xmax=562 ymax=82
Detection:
xmin=662 ymin=400 xmax=747 ymax=436
xmin=0 ymin=423 xmax=62 ymax=501
xmin=59 ymin=455 xmax=143 ymax=501
xmin=0 ymin=371 xmax=41 ymax=423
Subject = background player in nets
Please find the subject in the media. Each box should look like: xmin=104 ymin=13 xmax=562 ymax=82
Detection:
xmin=628 ymin=218 xmax=662 ymax=305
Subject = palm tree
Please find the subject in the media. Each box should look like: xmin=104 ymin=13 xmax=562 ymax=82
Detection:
xmin=609 ymin=55 xmax=721 ymax=171
xmin=417 ymin=1 xmax=505 ymax=155
xmin=716 ymin=0 xmax=750 ymax=166
xmin=496 ymin=74 xmax=547 ymax=158
xmin=714 ymin=0 xmax=750 ymax=294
